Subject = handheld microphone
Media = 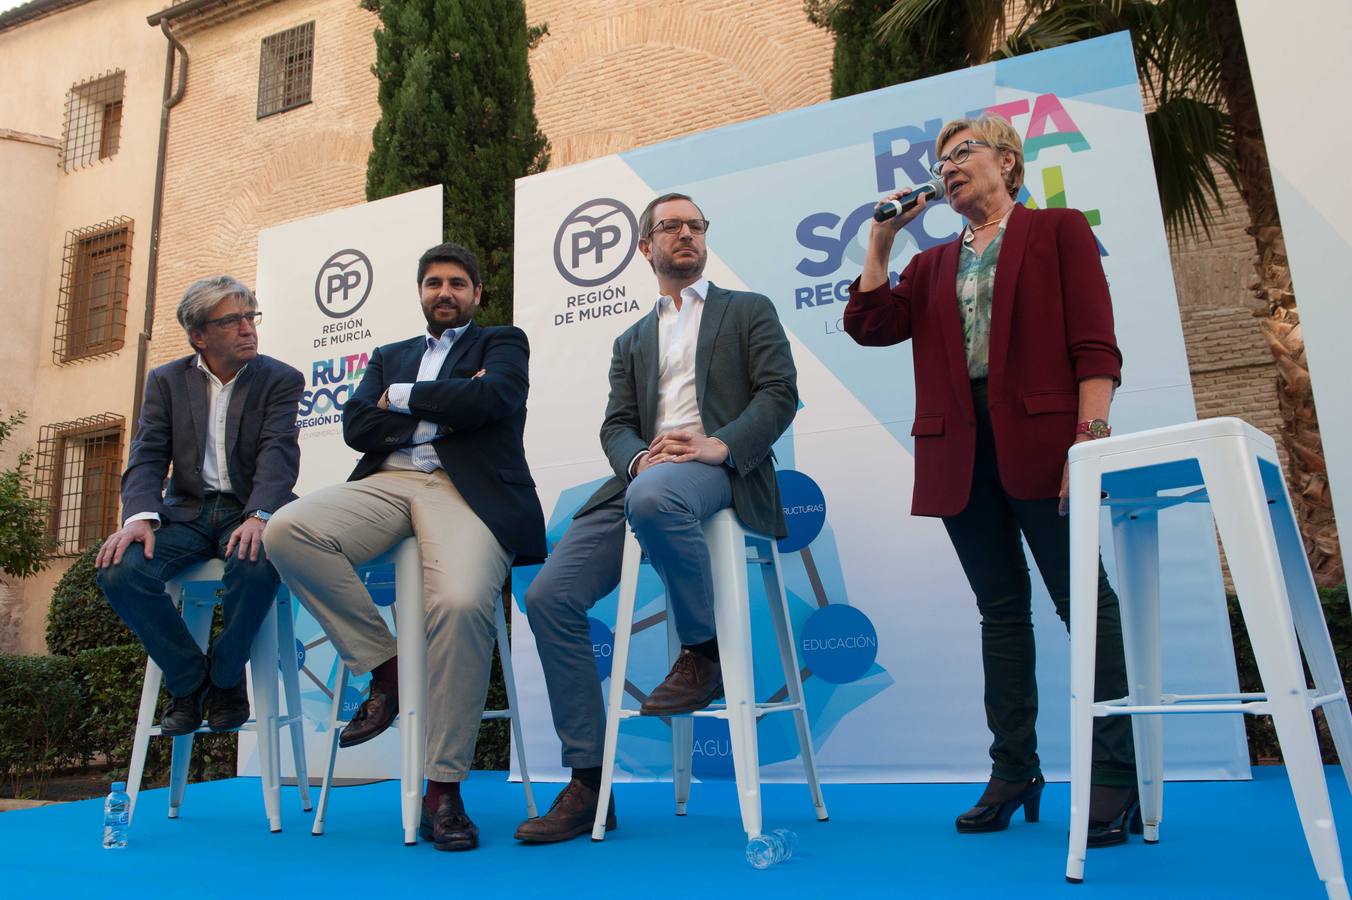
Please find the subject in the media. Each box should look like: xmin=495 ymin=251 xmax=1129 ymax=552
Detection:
xmin=872 ymin=178 xmax=945 ymax=222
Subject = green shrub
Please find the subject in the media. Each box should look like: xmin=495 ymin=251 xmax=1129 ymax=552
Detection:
xmin=0 ymin=654 xmax=83 ymax=797
xmin=46 ymin=543 xmax=134 ymax=657
xmin=44 ymin=546 xmax=236 ymax=786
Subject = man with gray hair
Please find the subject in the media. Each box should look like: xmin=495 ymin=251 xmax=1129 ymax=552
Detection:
xmin=96 ymin=275 xmax=303 ymax=736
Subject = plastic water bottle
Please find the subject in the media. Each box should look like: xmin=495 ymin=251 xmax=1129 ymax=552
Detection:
xmin=745 ymin=828 xmax=798 ymax=868
xmin=102 ymin=781 xmax=130 ymax=849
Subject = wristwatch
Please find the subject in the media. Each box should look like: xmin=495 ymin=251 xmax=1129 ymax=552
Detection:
xmin=1075 ymin=419 xmax=1112 ymax=439
xmin=249 ymin=510 xmax=272 ymax=522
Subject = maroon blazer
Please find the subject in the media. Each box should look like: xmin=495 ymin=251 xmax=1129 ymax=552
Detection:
xmin=845 ymin=204 xmax=1122 ymax=517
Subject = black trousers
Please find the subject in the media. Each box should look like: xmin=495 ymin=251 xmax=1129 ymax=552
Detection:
xmin=941 ymin=379 xmax=1136 ymax=787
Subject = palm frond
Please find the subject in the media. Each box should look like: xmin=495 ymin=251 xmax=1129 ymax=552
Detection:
xmin=1146 ymin=95 xmax=1237 ymax=240
xmin=876 ymin=0 xmax=1008 ymax=65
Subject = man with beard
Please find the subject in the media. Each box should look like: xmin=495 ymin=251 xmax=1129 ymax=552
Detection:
xmin=265 ymin=242 xmax=546 ymax=851
xmin=514 ymin=193 xmax=798 ymax=843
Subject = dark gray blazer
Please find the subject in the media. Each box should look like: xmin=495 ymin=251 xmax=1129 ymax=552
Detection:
xmin=578 ymin=282 xmax=798 ymax=538
xmin=121 ymin=353 xmax=304 ymax=523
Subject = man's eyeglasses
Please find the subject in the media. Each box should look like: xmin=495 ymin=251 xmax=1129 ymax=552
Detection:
xmin=649 ymin=218 xmax=710 ymax=236
xmin=204 ymin=311 xmax=263 ymax=330
xmin=929 ymin=139 xmax=992 ymax=177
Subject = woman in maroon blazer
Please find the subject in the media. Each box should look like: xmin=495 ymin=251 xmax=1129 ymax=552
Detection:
xmin=845 ymin=114 xmax=1139 ymax=846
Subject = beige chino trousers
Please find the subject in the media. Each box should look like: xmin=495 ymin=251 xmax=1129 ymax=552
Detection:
xmin=265 ymin=469 xmax=511 ymax=781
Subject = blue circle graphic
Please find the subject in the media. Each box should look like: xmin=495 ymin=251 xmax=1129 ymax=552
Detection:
xmin=589 ymin=617 xmax=615 ymax=681
xmin=776 ymin=470 xmax=826 ymax=553
xmin=340 ymin=685 xmax=364 ymax=721
xmin=800 ymin=604 xmax=878 ymax=684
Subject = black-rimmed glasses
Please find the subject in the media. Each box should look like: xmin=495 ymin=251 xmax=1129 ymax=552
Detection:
xmin=929 ymin=139 xmax=991 ymax=177
xmin=649 ymin=218 xmax=710 ymax=236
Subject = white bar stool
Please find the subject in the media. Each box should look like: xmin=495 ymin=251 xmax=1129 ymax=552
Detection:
xmin=593 ymin=507 xmax=829 ymax=841
xmin=125 ymin=558 xmax=311 ymax=832
xmin=310 ymin=537 xmax=538 ymax=844
xmin=1065 ymin=416 xmax=1352 ymax=898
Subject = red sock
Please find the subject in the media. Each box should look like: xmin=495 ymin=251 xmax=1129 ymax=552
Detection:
xmin=423 ymin=778 xmax=460 ymax=813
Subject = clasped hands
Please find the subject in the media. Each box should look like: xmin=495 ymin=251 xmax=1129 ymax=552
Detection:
xmin=633 ymin=429 xmax=729 ymax=477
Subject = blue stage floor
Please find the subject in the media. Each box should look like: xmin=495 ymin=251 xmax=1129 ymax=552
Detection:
xmin=3 ymin=766 xmax=1347 ymax=898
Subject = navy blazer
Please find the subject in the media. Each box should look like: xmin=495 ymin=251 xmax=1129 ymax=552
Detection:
xmin=122 ymin=353 xmax=304 ymax=522
xmin=342 ymin=321 xmax=547 ymax=565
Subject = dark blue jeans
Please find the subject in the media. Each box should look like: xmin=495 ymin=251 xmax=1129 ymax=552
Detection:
xmin=97 ymin=494 xmax=281 ymax=697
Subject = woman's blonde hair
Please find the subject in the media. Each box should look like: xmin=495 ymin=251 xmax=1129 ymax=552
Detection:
xmin=936 ymin=114 xmax=1024 ymax=200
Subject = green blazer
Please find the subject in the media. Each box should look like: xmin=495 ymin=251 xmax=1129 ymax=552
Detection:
xmin=577 ymin=282 xmax=798 ymax=538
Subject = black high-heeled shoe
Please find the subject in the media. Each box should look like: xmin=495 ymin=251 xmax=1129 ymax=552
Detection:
xmin=955 ymin=775 xmax=1045 ymax=833
xmin=1086 ymin=786 xmax=1143 ymax=847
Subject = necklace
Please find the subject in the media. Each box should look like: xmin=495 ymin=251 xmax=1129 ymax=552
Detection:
xmin=963 ymin=207 xmax=1013 ymax=244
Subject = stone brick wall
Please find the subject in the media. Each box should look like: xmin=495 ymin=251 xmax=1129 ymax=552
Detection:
xmin=148 ymin=0 xmax=380 ymax=370
xmin=1167 ymin=175 xmax=1287 ymax=472
xmin=525 ymin=0 xmax=834 ymax=166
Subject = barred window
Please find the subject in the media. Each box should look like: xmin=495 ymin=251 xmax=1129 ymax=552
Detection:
xmin=55 ymin=218 xmax=133 ymax=364
xmin=62 ymin=70 xmax=125 ymax=171
xmin=257 ymin=22 xmax=315 ymax=118
xmin=34 ymin=415 xmax=125 ymax=556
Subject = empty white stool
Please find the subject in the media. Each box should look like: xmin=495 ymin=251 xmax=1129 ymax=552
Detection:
xmin=310 ymin=537 xmax=538 ymax=844
xmin=593 ymin=507 xmax=829 ymax=841
xmin=1065 ymin=417 xmax=1352 ymax=897
xmin=126 ymin=558 xmax=311 ymax=832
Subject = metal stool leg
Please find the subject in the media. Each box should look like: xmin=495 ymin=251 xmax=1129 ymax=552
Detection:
xmin=394 ymin=538 xmax=426 ymax=846
xmin=1066 ymin=455 xmax=1103 ymax=884
xmin=668 ymin=602 xmax=693 ymax=816
xmin=167 ymin=593 xmax=214 ymax=819
xmin=762 ymin=538 xmax=827 ymax=820
xmin=594 ymin=530 xmax=642 ymax=841
xmin=1206 ymin=447 xmax=1347 ymax=900
xmin=1112 ymin=507 xmax=1164 ymax=843
xmin=497 ymin=595 xmax=538 ymax=818
xmin=707 ymin=514 xmax=761 ymax=840
xmin=311 ymin=663 xmax=348 ymax=836
xmin=126 ymin=652 xmax=163 ymax=824
xmin=251 ymin=599 xmax=283 ymax=833
xmin=275 ymin=589 xmax=311 ymax=812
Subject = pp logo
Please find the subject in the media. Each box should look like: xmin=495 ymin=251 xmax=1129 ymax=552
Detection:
xmin=554 ymin=198 xmax=638 ymax=287
xmin=589 ymin=616 xmax=615 ymax=681
xmin=800 ymin=604 xmax=878 ymax=684
xmin=315 ymin=249 xmax=374 ymax=318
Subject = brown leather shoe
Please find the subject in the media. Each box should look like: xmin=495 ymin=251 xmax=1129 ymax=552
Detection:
xmin=338 ymin=682 xmax=398 ymax=748
xmin=640 ymin=648 xmax=723 ymax=715
xmin=514 ymin=778 xmax=616 ymax=843
xmin=418 ymin=794 xmax=479 ymax=851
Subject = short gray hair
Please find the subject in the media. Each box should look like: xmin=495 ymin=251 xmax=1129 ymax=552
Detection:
xmin=176 ymin=275 xmax=257 ymax=344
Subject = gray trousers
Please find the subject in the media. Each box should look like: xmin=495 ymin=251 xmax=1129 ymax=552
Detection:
xmin=525 ymin=460 xmax=733 ymax=768
xmin=264 ymin=469 xmax=511 ymax=781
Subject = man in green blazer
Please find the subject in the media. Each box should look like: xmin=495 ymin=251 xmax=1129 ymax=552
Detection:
xmin=516 ymin=192 xmax=798 ymax=844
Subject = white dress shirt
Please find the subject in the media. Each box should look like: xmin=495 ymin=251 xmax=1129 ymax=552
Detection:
xmin=125 ymin=355 xmax=244 ymax=527
xmin=629 ymin=280 xmax=714 ymax=477
xmin=381 ymin=324 xmax=469 ymax=473
xmin=655 ymin=279 xmax=708 ymax=436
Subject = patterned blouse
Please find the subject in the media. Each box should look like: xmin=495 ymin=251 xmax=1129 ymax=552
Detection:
xmin=955 ymin=223 xmax=1007 ymax=380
